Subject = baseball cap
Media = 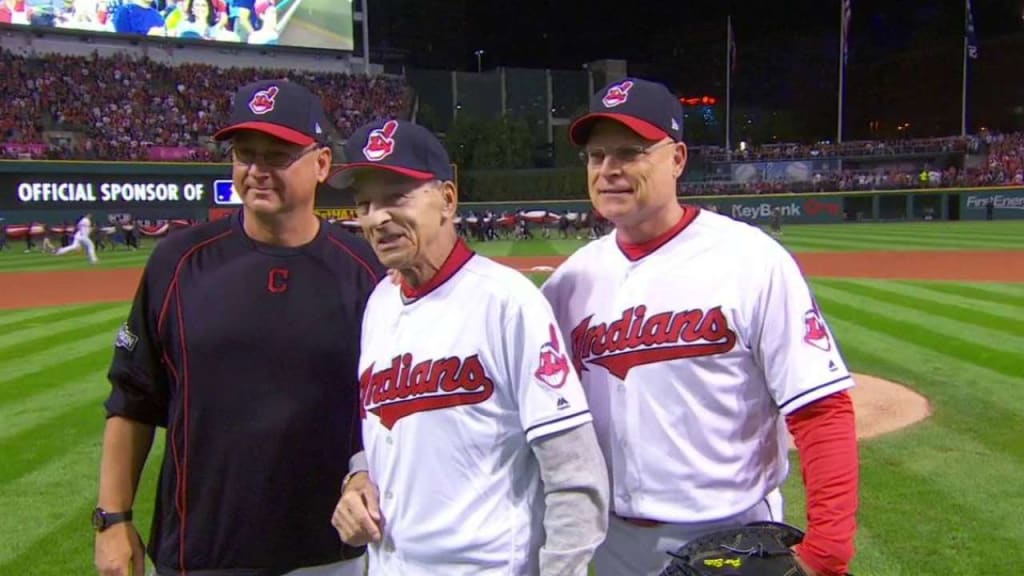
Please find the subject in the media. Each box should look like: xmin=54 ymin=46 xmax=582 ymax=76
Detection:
xmin=569 ymin=77 xmax=684 ymax=145
xmin=213 ymin=80 xmax=330 ymax=147
xmin=329 ymin=119 xmax=454 ymax=187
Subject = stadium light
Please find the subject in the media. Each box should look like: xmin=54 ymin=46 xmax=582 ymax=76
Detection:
xmin=474 ymin=49 xmax=485 ymax=73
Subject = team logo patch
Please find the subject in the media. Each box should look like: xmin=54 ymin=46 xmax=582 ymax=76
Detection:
xmin=803 ymin=308 xmax=831 ymax=352
xmin=363 ymin=119 xmax=399 ymax=161
xmin=571 ymin=305 xmax=737 ymax=379
xmin=248 ymin=86 xmax=279 ymax=115
xmin=360 ymin=353 xmax=494 ymax=429
xmin=115 ymin=323 xmax=138 ymax=352
xmin=601 ymin=80 xmax=634 ymax=108
xmin=534 ymin=324 xmax=570 ymax=389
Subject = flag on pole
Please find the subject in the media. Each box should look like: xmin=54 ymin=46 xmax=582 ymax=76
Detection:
xmin=966 ymin=0 xmax=979 ymax=59
xmin=841 ymin=0 xmax=852 ymax=65
xmin=728 ymin=16 xmax=737 ymax=72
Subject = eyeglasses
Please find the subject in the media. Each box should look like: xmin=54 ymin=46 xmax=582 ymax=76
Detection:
xmin=229 ymin=143 xmax=319 ymax=170
xmin=579 ymin=140 xmax=674 ymax=166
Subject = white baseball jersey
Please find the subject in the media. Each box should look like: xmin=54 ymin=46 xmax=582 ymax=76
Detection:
xmin=76 ymin=216 xmax=92 ymax=238
xmin=541 ymin=207 xmax=853 ymax=524
xmin=359 ymin=240 xmax=592 ymax=576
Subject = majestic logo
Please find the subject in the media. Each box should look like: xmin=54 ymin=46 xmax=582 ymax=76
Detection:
xmin=803 ymin=308 xmax=831 ymax=351
xmin=534 ymin=324 xmax=570 ymax=389
xmin=363 ymin=120 xmax=399 ymax=161
xmin=114 ymin=323 xmax=138 ymax=352
xmin=570 ymin=305 xmax=737 ymax=379
xmin=601 ymin=81 xmax=634 ymax=108
xmin=360 ymin=353 xmax=494 ymax=429
xmin=248 ymin=86 xmax=279 ymax=115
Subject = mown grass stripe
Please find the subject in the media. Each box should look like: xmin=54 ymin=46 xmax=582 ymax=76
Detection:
xmin=0 ymin=397 xmax=108 ymax=486
xmin=854 ymin=431 xmax=1022 ymax=575
xmin=0 ymin=331 xmax=117 ymax=385
xmin=885 ymin=280 xmax=1024 ymax=320
xmin=0 ymin=257 xmax=149 ymax=273
xmin=904 ymin=281 xmax=1024 ymax=307
xmin=0 ymin=436 xmax=104 ymax=565
xmin=0 ymin=369 xmax=109 ymax=442
xmin=789 ymin=226 xmax=1023 ymax=242
xmin=821 ymin=315 xmax=1024 ymax=465
xmin=0 ymin=307 xmax=128 ymax=351
xmin=0 ymin=303 xmax=112 ymax=327
xmin=814 ymin=290 xmax=1022 ymax=379
xmin=0 ymin=435 xmax=166 ymax=576
xmin=815 ymin=279 xmax=1024 ymax=340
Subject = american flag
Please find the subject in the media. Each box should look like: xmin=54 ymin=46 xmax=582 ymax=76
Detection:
xmin=841 ymin=0 xmax=852 ymax=66
xmin=728 ymin=16 xmax=737 ymax=72
xmin=966 ymin=0 xmax=979 ymax=59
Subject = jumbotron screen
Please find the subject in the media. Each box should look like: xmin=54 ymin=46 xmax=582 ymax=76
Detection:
xmin=1 ymin=0 xmax=354 ymax=52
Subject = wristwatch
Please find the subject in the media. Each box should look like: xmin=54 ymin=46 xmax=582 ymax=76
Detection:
xmin=92 ymin=507 xmax=132 ymax=532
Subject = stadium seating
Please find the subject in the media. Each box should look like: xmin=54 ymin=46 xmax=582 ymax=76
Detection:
xmin=0 ymin=50 xmax=410 ymax=161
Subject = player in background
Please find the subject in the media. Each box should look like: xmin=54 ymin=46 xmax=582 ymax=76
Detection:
xmin=541 ymin=78 xmax=859 ymax=576
xmin=54 ymin=212 xmax=99 ymax=264
xmin=330 ymin=119 xmax=609 ymax=576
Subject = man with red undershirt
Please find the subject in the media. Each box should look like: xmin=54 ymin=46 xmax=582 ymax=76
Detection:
xmin=540 ymin=77 xmax=859 ymax=576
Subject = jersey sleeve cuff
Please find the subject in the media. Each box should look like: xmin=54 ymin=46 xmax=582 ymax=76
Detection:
xmin=524 ymin=410 xmax=592 ymax=444
xmin=777 ymin=375 xmax=854 ymax=416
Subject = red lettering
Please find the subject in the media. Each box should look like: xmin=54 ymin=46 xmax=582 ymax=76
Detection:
xmin=267 ymin=268 xmax=289 ymax=293
xmin=434 ymin=357 xmax=462 ymax=392
xmin=570 ymin=306 xmax=738 ymax=380
xmin=362 ymin=353 xmax=495 ymax=429
xmin=410 ymin=360 xmax=434 ymax=394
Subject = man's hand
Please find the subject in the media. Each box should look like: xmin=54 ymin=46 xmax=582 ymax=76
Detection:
xmin=332 ymin=472 xmax=384 ymax=546
xmin=95 ymin=523 xmax=145 ymax=576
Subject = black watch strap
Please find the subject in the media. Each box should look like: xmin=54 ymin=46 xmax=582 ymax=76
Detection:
xmin=93 ymin=508 xmax=133 ymax=532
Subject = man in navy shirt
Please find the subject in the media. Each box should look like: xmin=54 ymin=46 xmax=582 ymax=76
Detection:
xmin=93 ymin=79 xmax=384 ymax=576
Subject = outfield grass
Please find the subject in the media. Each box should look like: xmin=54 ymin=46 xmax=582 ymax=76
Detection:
xmin=1 ymin=220 xmax=1022 ymax=274
xmin=1 ymin=221 xmax=1023 ymax=575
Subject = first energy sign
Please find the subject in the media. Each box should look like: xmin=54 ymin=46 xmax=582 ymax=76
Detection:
xmin=17 ymin=181 xmax=207 ymax=203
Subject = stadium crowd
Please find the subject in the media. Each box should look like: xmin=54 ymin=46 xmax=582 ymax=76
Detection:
xmin=0 ymin=50 xmax=410 ymax=161
xmin=3 ymin=50 xmax=1024 ymax=196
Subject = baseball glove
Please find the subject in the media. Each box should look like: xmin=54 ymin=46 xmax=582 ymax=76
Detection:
xmin=659 ymin=521 xmax=809 ymax=576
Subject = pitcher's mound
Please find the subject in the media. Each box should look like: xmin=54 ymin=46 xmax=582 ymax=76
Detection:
xmin=788 ymin=373 xmax=930 ymax=449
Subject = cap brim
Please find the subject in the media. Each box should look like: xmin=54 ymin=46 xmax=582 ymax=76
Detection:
xmin=569 ymin=113 xmax=669 ymax=145
xmin=327 ymin=163 xmax=438 ymax=189
xmin=213 ymin=121 xmax=316 ymax=146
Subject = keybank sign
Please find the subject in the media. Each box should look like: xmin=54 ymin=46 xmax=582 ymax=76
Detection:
xmin=721 ymin=197 xmax=843 ymax=223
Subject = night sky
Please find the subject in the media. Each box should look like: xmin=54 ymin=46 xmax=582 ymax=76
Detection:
xmin=369 ymin=0 xmax=1024 ymax=142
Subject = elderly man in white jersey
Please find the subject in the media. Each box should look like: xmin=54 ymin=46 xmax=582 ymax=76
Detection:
xmin=54 ymin=212 xmax=99 ymax=264
xmin=540 ymin=78 xmax=859 ymax=576
xmin=329 ymin=119 xmax=610 ymax=576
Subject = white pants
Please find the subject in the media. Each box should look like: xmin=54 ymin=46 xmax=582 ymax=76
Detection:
xmin=55 ymin=233 xmax=97 ymax=262
xmin=594 ymin=489 xmax=784 ymax=576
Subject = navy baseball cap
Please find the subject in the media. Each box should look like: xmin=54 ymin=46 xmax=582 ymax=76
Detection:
xmin=213 ymin=79 xmax=330 ymax=147
xmin=329 ymin=119 xmax=454 ymax=187
xmin=569 ymin=77 xmax=683 ymax=145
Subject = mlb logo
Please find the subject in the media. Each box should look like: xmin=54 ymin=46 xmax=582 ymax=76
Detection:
xmin=213 ymin=180 xmax=243 ymax=205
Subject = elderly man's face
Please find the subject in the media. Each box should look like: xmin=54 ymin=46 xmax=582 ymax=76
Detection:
xmin=353 ymin=172 xmax=456 ymax=270
xmin=582 ymin=120 xmax=686 ymax=228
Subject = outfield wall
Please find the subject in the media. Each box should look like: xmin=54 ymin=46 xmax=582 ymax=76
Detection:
xmin=1 ymin=160 xmax=1022 ymax=224
xmin=458 ymin=187 xmax=1024 ymax=224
